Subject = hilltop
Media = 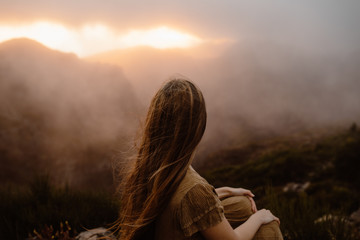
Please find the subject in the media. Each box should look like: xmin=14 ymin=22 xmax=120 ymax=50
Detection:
xmin=0 ymin=38 xmax=140 ymax=189
xmin=199 ymin=123 xmax=360 ymax=239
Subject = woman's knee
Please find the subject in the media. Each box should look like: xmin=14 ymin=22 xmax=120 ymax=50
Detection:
xmin=253 ymin=221 xmax=283 ymax=240
xmin=221 ymin=196 xmax=253 ymax=228
xmin=221 ymin=196 xmax=283 ymax=239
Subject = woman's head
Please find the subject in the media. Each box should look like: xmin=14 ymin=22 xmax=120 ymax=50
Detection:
xmin=117 ymin=78 xmax=207 ymax=240
xmin=144 ymin=78 xmax=207 ymax=168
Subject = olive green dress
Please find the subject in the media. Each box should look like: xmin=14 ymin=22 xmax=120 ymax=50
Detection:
xmin=154 ymin=167 xmax=283 ymax=240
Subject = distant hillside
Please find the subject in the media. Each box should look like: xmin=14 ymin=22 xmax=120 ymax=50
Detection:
xmin=200 ymin=124 xmax=360 ymax=209
xmin=199 ymin=124 xmax=360 ymax=239
xmin=86 ymin=41 xmax=360 ymax=159
xmin=0 ymin=38 xmax=140 ymax=189
xmin=1 ymin=37 xmax=360 ymax=188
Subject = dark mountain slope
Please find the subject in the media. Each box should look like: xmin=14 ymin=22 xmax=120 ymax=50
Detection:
xmin=0 ymin=38 xmax=140 ymax=189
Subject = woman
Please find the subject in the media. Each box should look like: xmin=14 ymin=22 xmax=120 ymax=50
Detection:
xmin=115 ymin=78 xmax=282 ymax=240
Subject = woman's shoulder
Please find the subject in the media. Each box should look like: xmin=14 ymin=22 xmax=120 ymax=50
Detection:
xmin=157 ymin=166 xmax=224 ymax=238
xmin=185 ymin=166 xmax=209 ymax=185
xmin=172 ymin=166 xmax=211 ymax=203
xmin=171 ymin=166 xmax=223 ymax=219
xmin=174 ymin=168 xmax=225 ymax=237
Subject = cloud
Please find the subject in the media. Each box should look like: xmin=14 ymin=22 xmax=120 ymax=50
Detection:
xmin=0 ymin=21 xmax=204 ymax=57
xmin=1 ymin=1 xmax=359 ymax=59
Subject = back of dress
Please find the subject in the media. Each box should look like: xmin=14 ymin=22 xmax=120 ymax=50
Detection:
xmin=155 ymin=167 xmax=225 ymax=240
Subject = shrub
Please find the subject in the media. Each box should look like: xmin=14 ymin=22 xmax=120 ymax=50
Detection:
xmin=0 ymin=175 xmax=119 ymax=240
xmin=30 ymin=221 xmax=76 ymax=240
xmin=262 ymin=186 xmax=357 ymax=240
xmin=334 ymin=126 xmax=360 ymax=188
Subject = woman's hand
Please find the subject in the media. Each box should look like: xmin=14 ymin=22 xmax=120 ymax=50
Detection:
xmin=230 ymin=188 xmax=255 ymax=198
xmin=231 ymin=188 xmax=257 ymax=213
xmin=215 ymin=187 xmax=258 ymax=213
xmin=252 ymin=209 xmax=280 ymax=225
xmin=201 ymin=208 xmax=280 ymax=240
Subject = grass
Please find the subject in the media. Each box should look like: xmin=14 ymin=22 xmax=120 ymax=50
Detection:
xmin=1 ymin=124 xmax=359 ymax=239
xmin=201 ymin=124 xmax=360 ymax=239
xmin=0 ymin=175 xmax=120 ymax=240
xmin=261 ymin=186 xmax=358 ymax=240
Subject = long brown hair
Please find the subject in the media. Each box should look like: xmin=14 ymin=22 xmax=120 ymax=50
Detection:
xmin=115 ymin=78 xmax=207 ymax=240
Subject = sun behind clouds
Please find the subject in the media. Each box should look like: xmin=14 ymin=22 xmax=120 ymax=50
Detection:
xmin=120 ymin=27 xmax=201 ymax=49
xmin=0 ymin=21 xmax=203 ymax=57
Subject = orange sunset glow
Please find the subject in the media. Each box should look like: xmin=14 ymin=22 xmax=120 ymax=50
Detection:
xmin=0 ymin=21 xmax=203 ymax=57
xmin=2 ymin=2 xmax=360 ymax=239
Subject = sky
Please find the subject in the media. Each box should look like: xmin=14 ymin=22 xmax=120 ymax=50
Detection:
xmin=1 ymin=1 xmax=360 ymax=57
xmin=1 ymin=0 xmax=360 ymax=179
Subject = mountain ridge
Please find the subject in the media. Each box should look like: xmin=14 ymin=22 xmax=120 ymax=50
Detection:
xmin=0 ymin=37 xmax=140 ymax=189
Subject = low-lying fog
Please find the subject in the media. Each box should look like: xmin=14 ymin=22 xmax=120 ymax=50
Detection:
xmin=1 ymin=17 xmax=360 ymax=189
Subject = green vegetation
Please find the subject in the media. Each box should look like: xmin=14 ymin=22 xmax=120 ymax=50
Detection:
xmin=264 ymin=187 xmax=357 ymax=240
xmin=0 ymin=175 xmax=119 ymax=240
xmin=201 ymin=124 xmax=360 ymax=239
xmin=31 ymin=221 xmax=75 ymax=240
xmin=1 ymin=124 xmax=359 ymax=239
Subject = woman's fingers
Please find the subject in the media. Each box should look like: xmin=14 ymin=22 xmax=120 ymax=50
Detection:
xmin=256 ymin=209 xmax=280 ymax=225
xmin=274 ymin=216 xmax=280 ymax=225
xmin=268 ymin=210 xmax=280 ymax=224
xmin=244 ymin=189 xmax=255 ymax=197
xmin=247 ymin=196 xmax=257 ymax=213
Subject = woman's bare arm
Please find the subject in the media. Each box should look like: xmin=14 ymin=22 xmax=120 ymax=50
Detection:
xmin=215 ymin=187 xmax=255 ymax=198
xmin=201 ymin=209 xmax=279 ymax=240
xmin=214 ymin=187 xmax=233 ymax=199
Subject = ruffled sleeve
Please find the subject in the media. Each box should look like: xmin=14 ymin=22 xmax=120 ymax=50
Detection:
xmin=176 ymin=183 xmax=225 ymax=237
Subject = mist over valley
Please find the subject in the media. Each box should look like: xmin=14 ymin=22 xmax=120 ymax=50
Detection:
xmin=2 ymin=2 xmax=360 ymax=239
xmin=0 ymin=37 xmax=360 ymax=189
xmin=89 ymin=37 xmax=360 ymax=157
xmin=0 ymin=38 xmax=140 ymax=189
